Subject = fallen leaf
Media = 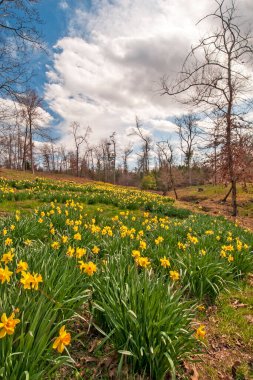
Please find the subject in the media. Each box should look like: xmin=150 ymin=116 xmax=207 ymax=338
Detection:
xmin=231 ymin=299 xmax=247 ymax=308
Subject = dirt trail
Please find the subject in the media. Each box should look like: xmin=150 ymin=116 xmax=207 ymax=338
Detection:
xmin=173 ymin=198 xmax=253 ymax=231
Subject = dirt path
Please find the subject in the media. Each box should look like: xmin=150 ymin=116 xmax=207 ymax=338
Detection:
xmin=172 ymin=198 xmax=253 ymax=232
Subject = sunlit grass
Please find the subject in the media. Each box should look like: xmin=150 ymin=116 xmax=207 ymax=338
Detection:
xmin=0 ymin=175 xmax=252 ymax=379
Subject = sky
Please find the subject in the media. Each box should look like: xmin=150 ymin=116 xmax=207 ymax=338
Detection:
xmin=30 ymin=0 xmax=253 ymax=152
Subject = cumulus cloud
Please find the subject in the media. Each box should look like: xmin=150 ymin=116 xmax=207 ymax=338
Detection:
xmin=45 ymin=0 xmax=253 ymax=147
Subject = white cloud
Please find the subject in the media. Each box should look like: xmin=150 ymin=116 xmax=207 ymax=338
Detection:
xmin=59 ymin=1 xmax=69 ymax=10
xmin=0 ymin=98 xmax=52 ymax=130
xmin=45 ymin=0 xmax=253 ymax=148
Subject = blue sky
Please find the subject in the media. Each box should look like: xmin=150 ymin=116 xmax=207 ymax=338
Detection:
xmin=30 ymin=1 xmax=69 ymax=94
xmin=25 ymin=0 xmax=253 ymax=152
xmin=29 ymin=0 xmax=78 ymax=136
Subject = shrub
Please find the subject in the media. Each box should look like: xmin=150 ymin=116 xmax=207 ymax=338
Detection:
xmin=141 ymin=174 xmax=157 ymax=190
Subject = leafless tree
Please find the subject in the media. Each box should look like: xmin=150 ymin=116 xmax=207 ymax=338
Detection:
xmin=122 ymin=144 xmax=133 ymax=174
xmin=70 ymin=122 xmax=91 ymax=177
xmin=109 ymin=132 xmax=117 ymax=184
xmin=175 ymin=113 xmax=200 ymax=185
xmin=18 ymin=90 xmax=49 ymax=173
xmin=157 ymin=140 xmax=178 ymax=198
xmin=161 ymin=0 xmax=253 ymax=216
xmin=129 ymin=117 xmax=152 ymax=175
xmin=0 ymin=0 xmax=44 ymax=98
xmin=40 ymin=140 xmax=60 ymax=172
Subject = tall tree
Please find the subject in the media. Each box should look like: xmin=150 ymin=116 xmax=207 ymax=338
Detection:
xmin=18 ymin=89 xmax=47 ymax=173
xmin=70 ymin=122 xmax=91 ymax=177
xmin=109 ymin=132 xmax=117 ymax=184
xmin=175 ymin=113 xmax=200 ymax=185
xmin=129 ymin=117 xmax=152 ymax=176
xmin=122 ymin=144 xmax=133 ymax=175
xmin=161 ymin=0 xmax=253 ymax=216
xmin=162 ymin=0 xmax=253 ymax=216
xmin=157 ymin=140 xmax=178 ymax=198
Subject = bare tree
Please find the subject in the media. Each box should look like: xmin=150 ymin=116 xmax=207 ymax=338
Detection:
xmin=0 ymin=102 xmax=21 ymax=168
xmin=109 ymin=132 xmax=117 ymax=184
xmin=161 ymin=0 xmax=253 ymax=216
xmin=157 ymin=140 xmax=178 ymax=198
xmin=58 ymin=145 xmax=68 ymax=173
xmin=18 ymin=90 xmax=48 ymax=173
xmin=129 ymin=117 xmax=152 ymax=175
xmin=40 ymin=140 xmax=59 ymax=172
xmin=70 ymin=122 xmax=91 ymax=177
xmin=0 ymin=0 xmax=44 ymax=98
xmin=122 ymin=144 xmax=133 ymax=174
xmin=175 ymin=113 xmax=200 ymax=185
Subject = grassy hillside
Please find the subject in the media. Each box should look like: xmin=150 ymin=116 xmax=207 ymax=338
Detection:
xmin=0 ymin=171 xmax=252 ymax=379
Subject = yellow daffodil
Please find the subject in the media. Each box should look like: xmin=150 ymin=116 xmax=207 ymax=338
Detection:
xmin=1 ymin=250 xmax=15 ymax=265
xmin=169 ymin=270 xmax=180 ymax=281
xmin=195 ymin=325 xmax=206 ymax=339
xmin=0 ymin=312 xmax=20 ymax=339
xmin=132 ymin=250 xmax=141 ymax=259
xmin=0 ymin=266 xmax=13 ymax=284
xmin=16 ymin=260 xmax=28 ymax=273
xmin=79 ymin=261 xmax=97 ymax=276
xmin=139 ymin=240 xmax=147 ymax=250
xmin=4 ymin=238 xmax=13 ymax=247
xmin=20 ymin=271 xmax=43 ymax=290
xmin=52 ymin=325 xmax=71 ymax=353
xmin=160 ymin=257 xmax=170 ymax=268
xmin=51 ymin=241 xmax=60 ymax=250
xmin=74 ymin=232 xmax=81 ymax=241
xmin=92 ymin=246 xmax=100 ymax=254
xmin=178 ymin=242 xmax=186 ymax=250
xmin=75 ymin=247 xmax=86 ymax=258
xmin=155 ymin=236 xmax=164 ymax=245
xmin=135 ymin=256 xmax=151 ymax=268
xmin=66 ymin=246 xmax=75 ymax=257
xmin=61 ymin=235 xmax=68 ymax=244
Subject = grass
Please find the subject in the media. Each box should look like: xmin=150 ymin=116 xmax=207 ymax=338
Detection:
xmin=239 ymin=201 xmax=253 ymax=218
xmin=0 ymin=170 xmax=252 ymax=379
xmin=217 ymin=283 xmax=253 ymax=347
xmin=172 ymin=183 xmax=253 ymax=199
xmin=0 ymin=200 xmax=41 ymax=214
xmin=194 ymin=281 xmax=253 ymax=380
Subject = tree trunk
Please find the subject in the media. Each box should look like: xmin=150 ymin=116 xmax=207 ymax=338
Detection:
xmin=214 ymin=142 xmax=217 ymax=186
xmin=76 ymin=148 xmax=79 ymax=177
xmin=29 ymin=117 xmax=34 ymax=174
xmin=231 ymin=179 xmax=237 ymax=217
xmin=226 ymin=49 xmax=237 ymax=216
xmin=169 ymin=164 xmax=178 ymax=200
xmin=22 ymin=125 xmax=28 ymax=171
xmin=222 ymin=185 xmax=232 ymax=202
xmin=188 ymin=163 xmax=192 ymax=186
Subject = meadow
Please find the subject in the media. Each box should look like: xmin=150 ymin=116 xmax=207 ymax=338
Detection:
xmin=0 ymin=176 xmax=252 ymax=379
